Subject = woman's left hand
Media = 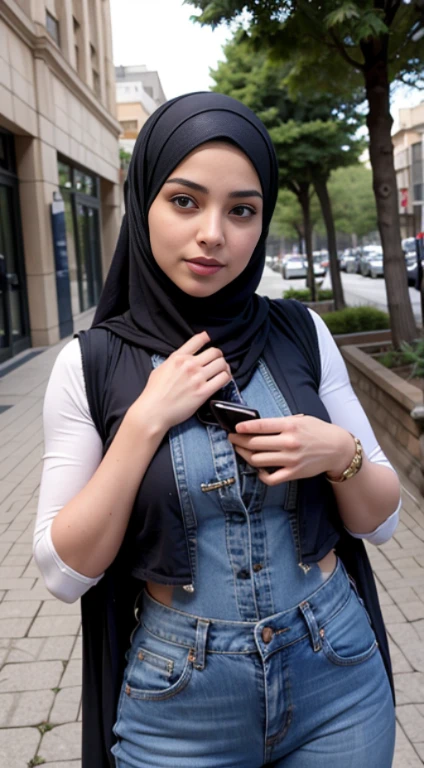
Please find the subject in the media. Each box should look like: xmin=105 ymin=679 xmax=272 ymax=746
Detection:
xmin=228 ymin=415 xmax=355 ymax=486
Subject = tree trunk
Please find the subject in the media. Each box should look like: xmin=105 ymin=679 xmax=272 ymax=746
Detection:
xmin=297 ymin=183 xmax=316 ymax=301
xmin=363 ymin=47 xmax=416 ymax=346
xmin=314 ymin=176 xmax=345 ymax=310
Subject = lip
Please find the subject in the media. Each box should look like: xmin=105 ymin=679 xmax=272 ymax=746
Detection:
xmin=185 ymin=258 xmax=224 ymax=276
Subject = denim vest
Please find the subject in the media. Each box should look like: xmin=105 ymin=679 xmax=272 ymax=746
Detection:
xmin=153 ymin=355 xmax=327 ymax=621
xmin=77 ymin=301 xmax=342 ymax=588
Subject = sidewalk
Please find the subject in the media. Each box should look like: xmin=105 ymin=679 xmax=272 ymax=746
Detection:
xmin=0 ymin=323 xmax=423 ymax=767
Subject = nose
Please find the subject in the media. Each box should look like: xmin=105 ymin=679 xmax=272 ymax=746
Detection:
xmin=196 ymin=209 xmax=225 ymax=249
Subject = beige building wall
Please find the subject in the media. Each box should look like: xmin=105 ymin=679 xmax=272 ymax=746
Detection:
xmin=0 ymin=0 xmax=121 ymax=349
xmin=393 ymin=103 xmax=424 ymax=238
xmin=117 ymin=101 xmax=150 ymax=139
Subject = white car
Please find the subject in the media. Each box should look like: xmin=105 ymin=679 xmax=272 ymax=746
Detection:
xmin=282 ymin=257 xmax=307 ymax=279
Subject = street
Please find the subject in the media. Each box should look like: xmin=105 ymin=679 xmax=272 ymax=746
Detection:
xmin=258 ymin=266 xmax=423 ymax=326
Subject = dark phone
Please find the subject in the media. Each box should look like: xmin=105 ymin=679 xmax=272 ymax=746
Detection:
xmin=209 ymin=400 xmax=260 ymax=433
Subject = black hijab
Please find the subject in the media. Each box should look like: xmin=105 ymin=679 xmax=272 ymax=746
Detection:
xmin=93 ymin=91 xmax=279 ymax=387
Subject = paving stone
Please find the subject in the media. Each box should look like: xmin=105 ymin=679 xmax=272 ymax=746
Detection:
xmin=0 ymin=616 xmax=33 ymax=637
xmin=43 ymin=763 xmax=81 ymax=767
xmin=0 ymin=576 xmax=35 ymax=590
xmin=414 ymin=743 xmax=424 ymax=762
xmin=395 ymin=673 xmax=424 ymax=706
xmin=39 ymin=722 xmax=82 ymax=762
xmin=39 ymin=600 xmax=81 ymax=616
xmin=3 ymin=584 xmax=56 ymax=600
xmin=0 ymin=660 xmax=63 ymax=692
xmin=382 ymin=605 xmax=405 ymax=624
xmin=1 ymin=552 xmax=32 ymax=566
xmin=0 ymin=726 xmax=40 ymax=768
xmin=0 ymin=564 xmax=25 ymax=578
xmin=6 ymin=637 xmax=45 ymax=663
xmin=39 ymin=635 xmax=76 ymax=662
xmin=400 ymin=602 xmax=424 ymax=622
xmin=29 ymin=615 xmax=81 ymax=637
xmin=50 ymin=686 xmax=81 ymax=724
xmin=0 ymin=599 xmax=41 ymax=619
xmin=0 ymin=688 xmax=55 ymax=726
xmin=389 ymin=587 xmax=420 ymax=605
xmin=390 ymin=641 xmax=413 ymax=674
xmin=70 ymin=637 xmax=82 ymax=661
xmin=397 ymin=704 xmax=424 ymax=744
xmin=393 ymin=722 xmax=424 ymax=767
xmin=60 ymin=658 xmax=82 ymax=688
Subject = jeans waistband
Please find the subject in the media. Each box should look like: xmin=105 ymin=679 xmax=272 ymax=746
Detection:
xmin=139 ymin=558 xmax=352 ymax=663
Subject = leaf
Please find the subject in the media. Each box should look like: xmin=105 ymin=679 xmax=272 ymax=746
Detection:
xmin=325 ymin=3 xmax=360 ymax=28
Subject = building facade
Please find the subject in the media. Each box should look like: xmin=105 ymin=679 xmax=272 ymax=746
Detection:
xmin=0 ymin=0 xmax=121 ymax=362
xmin=115 ymin=65 xmax=166 ymax=155
xmin=393 ymin=102 xmax=424 ymax=240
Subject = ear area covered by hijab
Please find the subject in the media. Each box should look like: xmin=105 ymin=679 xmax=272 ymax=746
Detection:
xmin=92 ymin=91 xmax=279 ymax=388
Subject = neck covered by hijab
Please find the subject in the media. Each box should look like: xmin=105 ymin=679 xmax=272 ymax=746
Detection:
xmin=93 ymin=92 xmax=279 ymax=388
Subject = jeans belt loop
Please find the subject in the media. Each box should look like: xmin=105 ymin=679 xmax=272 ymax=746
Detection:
xmin=299 ymin=600 xmax=322 ymax=653
xmin=193 ymin=619 xmax=210 ymax=671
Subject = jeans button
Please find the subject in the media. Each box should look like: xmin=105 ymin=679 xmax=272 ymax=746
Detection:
xmin=262 ymin=626 xmax=273 ymax=644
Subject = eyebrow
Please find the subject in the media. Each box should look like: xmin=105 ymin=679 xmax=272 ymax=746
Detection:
xmin=165 ymin=177 xmax=263 ymax=200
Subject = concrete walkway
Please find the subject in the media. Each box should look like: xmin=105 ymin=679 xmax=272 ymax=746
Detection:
xmin=0 ymin=316 xmax=423 ymax=767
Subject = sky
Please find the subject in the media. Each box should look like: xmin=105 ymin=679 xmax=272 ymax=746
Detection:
xmin=109 ymin=0 xmax=422 ymax=122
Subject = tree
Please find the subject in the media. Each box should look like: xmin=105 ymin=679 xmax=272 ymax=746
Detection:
xmin=271 ymin=189 xmax=321 ymax=254
xmin=187 ymin=0 xmax=423 ymax=344
xmin=209 ymin=32 xmax=364 ymax=304
xmin=326 ymin=165 xmax=378 ymax=240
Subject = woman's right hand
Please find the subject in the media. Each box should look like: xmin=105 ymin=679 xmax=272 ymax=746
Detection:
xmin=130 ymin=331 xmax=232 ymax=433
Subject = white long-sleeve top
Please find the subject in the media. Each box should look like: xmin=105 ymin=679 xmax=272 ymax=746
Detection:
xmin=34 ymin=310 xmax=400 ymax=603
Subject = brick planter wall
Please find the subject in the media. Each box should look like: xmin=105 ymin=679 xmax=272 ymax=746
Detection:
xmin=341 ymin=344 xmax=424 ymax=494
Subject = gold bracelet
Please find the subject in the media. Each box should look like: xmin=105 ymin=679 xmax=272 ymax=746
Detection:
xmin=326 ymin=435 xmax=363 ymax=484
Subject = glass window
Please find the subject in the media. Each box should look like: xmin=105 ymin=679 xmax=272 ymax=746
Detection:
xmin=46 ymin=10 xmax=60 ymax=46
xmin=74 ymin=169 xmax=84 ymax=191
xmin=58 ymin=161 xmax=72 ymax=189
xmin=120 ymin=120 xmax=138 ymax=132
xmin=61 ymin=188 xmax=80 ymax=318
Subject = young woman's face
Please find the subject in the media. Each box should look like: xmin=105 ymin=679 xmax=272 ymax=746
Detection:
xmin=148 ymin=142 xmax=263 ymax=297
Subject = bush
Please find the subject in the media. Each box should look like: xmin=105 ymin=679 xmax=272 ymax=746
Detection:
xmin=378 ymin=339 xmax=424 ymax=379
xmin=283 ymin=288 xmax=312 ymax=301
xmin=321 ymin=306 xmax=390 ymax=335
xmin=283 ymin=288 xmax=334 ymax=301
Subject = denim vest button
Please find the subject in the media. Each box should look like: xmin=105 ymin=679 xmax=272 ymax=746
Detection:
xmin=253 ymin=563 xmax=263 ymax=572
xmin=262 ymin=627 xmax=274 ymax=644
xmin=237 ymin=569 xmax=251 ymax=580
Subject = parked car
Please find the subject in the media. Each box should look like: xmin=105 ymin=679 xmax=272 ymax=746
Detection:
xmin=282 ymin=256 xmax=307 ymax=279
xmin=345 ymin=248 xmax=362 ymax=273
xmin=339 ymin=249 xmax=352 ymax=271
xmin=313 ymin=254 xmax=327 ymax=277
xmin=359 ymin=246 xmax=383 ymax=277
xmin=368 ymin=252 xmax=384 ymax=279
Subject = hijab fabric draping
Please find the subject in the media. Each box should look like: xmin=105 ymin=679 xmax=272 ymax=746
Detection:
xmin=93 ymin=92 xmax=279 ymax=387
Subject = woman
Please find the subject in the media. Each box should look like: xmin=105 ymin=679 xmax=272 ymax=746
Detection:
xmin=34 ymin=92 xmax=400 ymax=768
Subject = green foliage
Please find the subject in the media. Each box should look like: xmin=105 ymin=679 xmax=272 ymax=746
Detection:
xmin=283 ymin=288 xmax=334 ymax=301
xmin=283 ymin=288 xmax=312 ymax=301
xmin=321 ymin=306 xmax=390 ymax=335
xmin=186 ymin=1 xmax=424 ymax=96
xmin=37 ymin=722 xmax=53 ymax=735
xmin=378 ymin=339 xmax=424 ymax=379
xmin=119 ymin=147 xmax=132 ymax=170
xmin=324 ymin=164 xmax=377 ymax=238
xmin=399 ymin=339 xmax=424 ymax=379
xmin=270 ymin=189 xmax=320 ymax=241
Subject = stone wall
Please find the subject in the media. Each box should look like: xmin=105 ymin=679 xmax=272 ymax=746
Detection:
xmin=341 ymin=344 xmax=424 ymax=494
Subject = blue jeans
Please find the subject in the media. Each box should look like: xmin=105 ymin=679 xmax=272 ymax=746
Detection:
xmin=112 ymin=560 xmax=395 ymax=768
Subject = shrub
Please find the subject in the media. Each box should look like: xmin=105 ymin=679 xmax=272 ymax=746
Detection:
xmin=399 ymin=339 xmax=424 ymax=378
xmin=283 ymin=288 xmax=334 ymax=301
xmin=321 ymin=306 xmax=390 ymax=335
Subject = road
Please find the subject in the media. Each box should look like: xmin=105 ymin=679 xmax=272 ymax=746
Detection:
xmin=258 ymin=266 xmax=423 ymax=326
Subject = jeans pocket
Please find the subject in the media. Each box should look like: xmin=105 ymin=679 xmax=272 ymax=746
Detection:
xmin=321 ymin=588 xmax=378 ymax=667
xmin=124 ymin=626 xmax=194 ymax=701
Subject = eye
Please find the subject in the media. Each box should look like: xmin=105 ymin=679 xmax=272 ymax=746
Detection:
xmin=231 ymin=205 xmax=256 ymax=218
xmin=172 ymin=195 xmax=197 ymax=210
